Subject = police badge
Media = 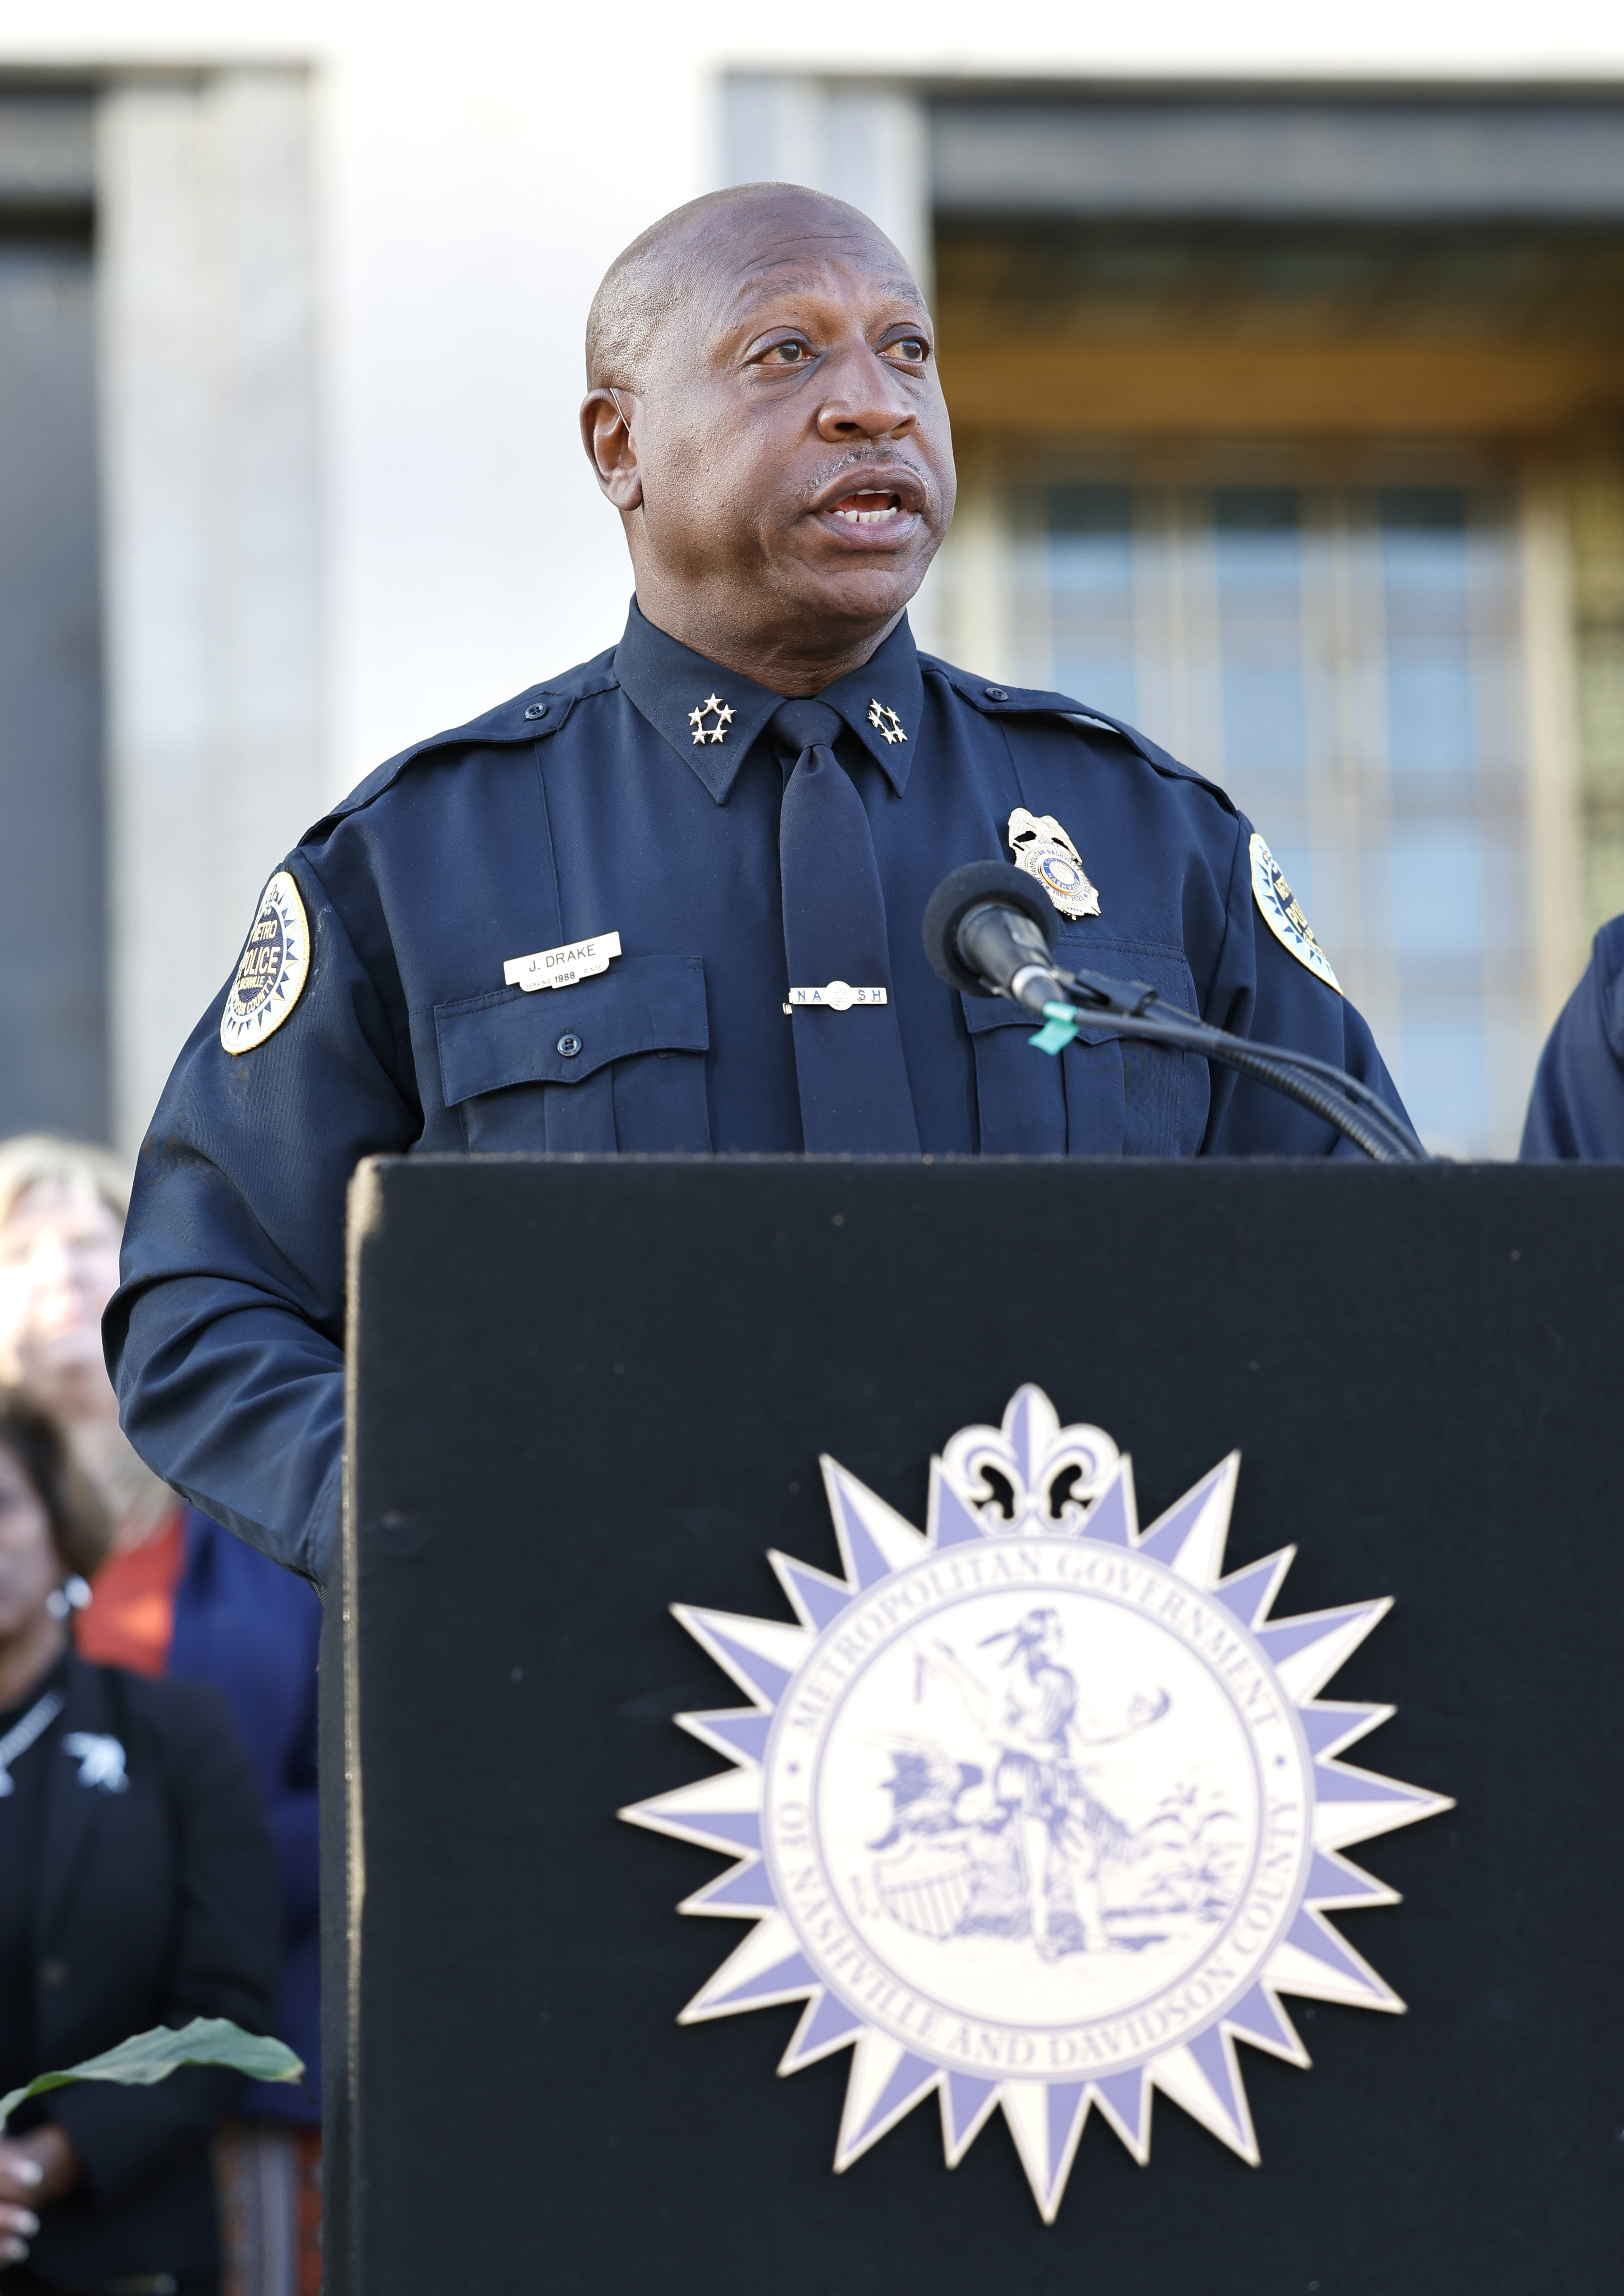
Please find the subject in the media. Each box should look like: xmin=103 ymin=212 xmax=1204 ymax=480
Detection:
xmin=623 ymin=1388 xmax=1450 ymax=2220
xmin=1007 ymin=809 xmax=1100 ymax=920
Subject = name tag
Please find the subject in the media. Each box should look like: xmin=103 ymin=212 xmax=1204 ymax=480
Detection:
xmin=784 ymin=982 xmax=887 ymax=1012
xmin=504 ymin=931 xmax=622 ymax=992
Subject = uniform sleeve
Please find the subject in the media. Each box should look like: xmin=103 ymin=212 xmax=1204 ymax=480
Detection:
xmin=105 ymin=852 xmax=420 ymax=1586
xmin=1199 ymin=814 xmax=1410 ymax=1157
xmin=1520 ymin=922 xmax=1624 ymax=1161
xmin=45 ymin=1683 xmax=283 ymax=2203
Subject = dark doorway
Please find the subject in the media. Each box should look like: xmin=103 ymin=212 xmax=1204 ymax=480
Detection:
xmin=0 ymin=92 xmax=105 ymax=1142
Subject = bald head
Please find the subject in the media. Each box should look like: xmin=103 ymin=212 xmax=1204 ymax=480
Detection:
xmin=579 ymin=181 xmax=953 ymax=694
xmin=585 ymin=183 xmax=922 ymax=392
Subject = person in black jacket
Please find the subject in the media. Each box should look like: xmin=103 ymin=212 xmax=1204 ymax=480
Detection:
xmin=0 ymin=1393 xmax=280 ymax=2296
xmin=0 ymin=1134 xmax=324 ymax=2296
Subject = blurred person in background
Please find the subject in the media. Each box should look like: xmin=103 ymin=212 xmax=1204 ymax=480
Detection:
xmin=1520 ymin=917 xmax=1624 ymax=1160
xmin=0 ymin=1141 xmax=321 ymax=2296
xmin=0 ymin=1391 xmax=279 ymax=2296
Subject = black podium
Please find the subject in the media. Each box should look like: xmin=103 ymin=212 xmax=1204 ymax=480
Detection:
xmin=328 ymin=1158 xmax=1623 ymax=2296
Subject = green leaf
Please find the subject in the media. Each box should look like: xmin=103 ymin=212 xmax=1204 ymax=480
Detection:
xmin=0 ymin=2018 xmax=303 ymax=2130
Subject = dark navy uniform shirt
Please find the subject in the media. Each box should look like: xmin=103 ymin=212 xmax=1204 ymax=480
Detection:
xmin=1520 ymin=915 xmax=1624 ymax=1160
xmin=108 ymin=604 xmax=1404 ymax=1584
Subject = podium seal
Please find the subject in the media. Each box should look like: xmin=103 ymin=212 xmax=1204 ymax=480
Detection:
xmin=622 ymin=1388 xmax=1450 ymax=2218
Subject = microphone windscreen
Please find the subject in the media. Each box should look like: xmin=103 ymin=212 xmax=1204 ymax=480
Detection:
xmin=922 ymin=861 xmax=1057 ymax=995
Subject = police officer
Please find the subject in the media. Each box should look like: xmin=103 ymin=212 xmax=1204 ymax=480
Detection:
xmin=1520 ymin=914 xmax=1624 ymax=1158
xmin=108 ymin=183 xmax=1407 ymax=1587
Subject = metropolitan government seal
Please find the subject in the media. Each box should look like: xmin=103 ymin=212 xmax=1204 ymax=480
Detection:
xmin=623 ymin=1388 xmax=1449 ymax=2220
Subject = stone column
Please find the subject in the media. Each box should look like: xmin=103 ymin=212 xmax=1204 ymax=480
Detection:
xmin=97 ymin=70 xmax=323 ymax=1153
xmin=721 ymin=73 xmax=932 ymax=302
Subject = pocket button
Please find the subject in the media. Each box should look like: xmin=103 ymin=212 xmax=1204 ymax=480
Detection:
xmin=557 ymin=1033 xmax=582 ymax=1059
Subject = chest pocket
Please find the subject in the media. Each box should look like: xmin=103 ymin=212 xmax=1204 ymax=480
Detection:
xmin=435 ymin=955 xmax=711 ymax=1153
xmin=963 ymin=938 xmax=1209 ymax=1158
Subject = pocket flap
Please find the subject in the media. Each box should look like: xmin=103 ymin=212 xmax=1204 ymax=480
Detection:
xmin=435 ymin=955 xmax=708 ymax=1105
xmin=960 ymin=995 xmax=1120 ymax=1050
xmin=961 ymin=938 xmax=1198 ymax=1048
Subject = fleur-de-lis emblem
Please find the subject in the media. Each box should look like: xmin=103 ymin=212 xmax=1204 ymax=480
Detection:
xmin=868 ymin=698 xmax=907 ymax=746
xmin=687 ymin=695 xmax=735 ymax=747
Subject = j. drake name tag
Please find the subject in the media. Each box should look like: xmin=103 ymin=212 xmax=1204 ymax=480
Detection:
xmin=504 ymin=931 xmax=622 ymax=992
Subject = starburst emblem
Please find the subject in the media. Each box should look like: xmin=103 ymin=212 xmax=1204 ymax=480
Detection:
xmin=622 ymin=1386 xmax=1451 ymax=2221
xmin=868 ymin=698 xmax=907 ymax=746
xmin=687 ymin=694 xmax=735 ymax=746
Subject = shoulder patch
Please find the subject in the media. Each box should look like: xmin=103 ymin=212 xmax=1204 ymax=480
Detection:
xmin=1249 ymin=833 xmax=1341 ymax=995
xmin=220 ymin=870 xmax=311 ymax=1053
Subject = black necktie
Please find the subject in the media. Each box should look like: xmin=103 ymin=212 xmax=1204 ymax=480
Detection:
xmin=772 ymin=698 xmax=920 ymax=1154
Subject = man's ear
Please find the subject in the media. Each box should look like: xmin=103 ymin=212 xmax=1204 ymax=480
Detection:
xmin=580 ymin=388 xmax=643 ymax=513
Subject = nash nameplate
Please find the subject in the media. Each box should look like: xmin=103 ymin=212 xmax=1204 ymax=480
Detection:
xmin=784 ymin=983 xmax=888 ymax=1012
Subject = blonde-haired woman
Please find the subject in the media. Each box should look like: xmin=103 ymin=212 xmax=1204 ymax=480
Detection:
xmin=0 ymin=1137 xmax=144 ymax=1542
xmin=0 ymin=1139 xmax=322 ymax=2296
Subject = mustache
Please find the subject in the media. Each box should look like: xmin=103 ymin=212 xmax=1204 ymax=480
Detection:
xmin=802 ymin=450 xmax=934 ymax=514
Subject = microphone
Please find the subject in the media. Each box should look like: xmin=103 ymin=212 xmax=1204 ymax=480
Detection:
xmin=922 ymin=861 xmax=1428 ymax=1165
xmin=921 ymin=862 xmax=1069 ymax=1016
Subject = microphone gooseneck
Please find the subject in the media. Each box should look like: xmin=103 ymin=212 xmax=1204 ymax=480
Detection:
xmin=922 ymin=861 xmax=1428 ymax=1165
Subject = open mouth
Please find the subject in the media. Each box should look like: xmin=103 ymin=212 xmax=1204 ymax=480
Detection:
xmin=829 ymin=490 xmax=905 ymax=526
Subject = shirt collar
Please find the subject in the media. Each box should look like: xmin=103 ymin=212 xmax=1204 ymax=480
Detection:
xmin=611 ymin=597 xmax=923 ymax=803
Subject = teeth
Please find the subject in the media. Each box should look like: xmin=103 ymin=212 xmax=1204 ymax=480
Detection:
xmin=834 ymin=501 xmax=902 ymax=525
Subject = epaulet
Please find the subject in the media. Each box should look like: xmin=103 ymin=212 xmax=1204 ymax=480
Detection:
xmin=919 ymin=654 xmax=1237 ymax=820
xmin=301 ymin=648 xmax=620 ymax=840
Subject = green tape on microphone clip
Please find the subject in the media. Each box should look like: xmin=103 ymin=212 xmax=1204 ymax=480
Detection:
xmin=1029 ymin=1001 xmax=1081 ymax=1056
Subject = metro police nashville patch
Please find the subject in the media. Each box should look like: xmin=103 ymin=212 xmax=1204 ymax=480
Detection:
xmin=220 ymin=871 xmax=310 ymax=1054
xmin=622 ymin=1387 xmax=1449 ymax=2221
xmin=1007 ymin=808 xmax=1101 ymax=920
xmin=1250 ymin=834 xmax=1341 ymax=995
